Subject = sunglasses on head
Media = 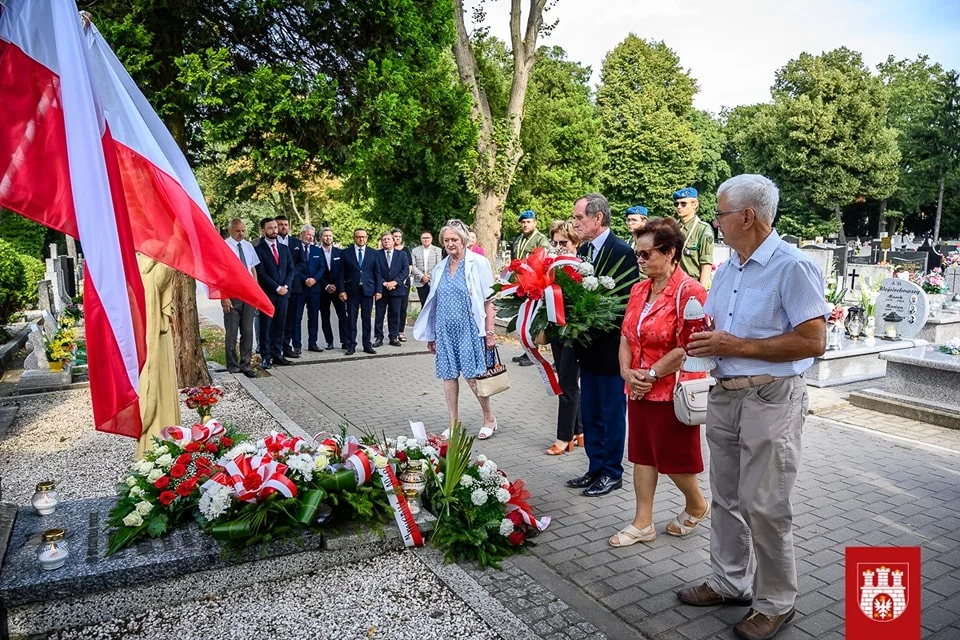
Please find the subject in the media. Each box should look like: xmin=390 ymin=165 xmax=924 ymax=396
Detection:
xmin=635 ymin=246 xmax=664 ymax=261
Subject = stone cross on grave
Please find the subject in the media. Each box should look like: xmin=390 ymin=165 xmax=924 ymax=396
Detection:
xmin=847 ymin=268 xmax=860 ymax=292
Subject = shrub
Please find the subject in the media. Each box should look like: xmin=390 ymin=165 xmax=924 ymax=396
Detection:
xmin=0 ymin=238 xmax=27 ymax=325
xmin=15 ymin=253 xmax=45 ymax=309
xmin=0 ymin=210 xmax=48 ymax=258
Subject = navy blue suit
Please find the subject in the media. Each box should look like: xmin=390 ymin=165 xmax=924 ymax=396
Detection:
xmin=283 ymin=237 xmax=307 ymax=351
xmin=254 ymin=239 xmax=295 ymax=365
xmin=318 ymin=245 xmax=347 ymax=347
xmin=341 ymin=244 xmax=381 ymax=350
xmin=296 ymin=244 xmax=327 ymax=349
xmin=575 ymin=230 xmax=641 ymax=481
xmin=374 ymin=248 xmax=410 ymax=342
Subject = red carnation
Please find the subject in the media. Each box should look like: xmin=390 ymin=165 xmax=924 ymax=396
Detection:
xmin=396 ymin=450 xmax=408 ymax=463
xmin=205 ymin=442 xmax=218 ymax=453
xmin=184 ymin=442 xmax=202 ymax=453
xmin=561 ymin=265 xmax=583 ymax=283
xmin=220 ymin=437 xmax=233 ymax=448
xmin=507 ymin=510 xmax=524 ymax=526
xmin=242 ymin=473 xmax=263 ymax=492
xmin=508 ymin=531 xmax=525 ymax=546
xmin=175 ymin=453 xmax=192 ymax=466
xmin=169 ymin=464 xmax=187 ymax=479
xmin=154 ymin=475 xmax=170 ymax=489
xmin=158 ymin=491 xmax=176 ymax=506
xmin=508 ymin=259 xmax=522 ymax=272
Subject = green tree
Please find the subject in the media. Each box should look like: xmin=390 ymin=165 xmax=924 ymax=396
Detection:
xmin=597 ymin=36 xmax=703 ymax=217
xmin=0 ymin=210 xmax=49 ymax=259
xmin=505 ymin=46 xmax=603 ymax=230
xmin=687 ymin=109 xmax=730 ymax=220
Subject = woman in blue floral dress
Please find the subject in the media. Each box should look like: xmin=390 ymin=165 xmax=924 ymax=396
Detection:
xmin=413 ymin=220 xmax=499 ymax=439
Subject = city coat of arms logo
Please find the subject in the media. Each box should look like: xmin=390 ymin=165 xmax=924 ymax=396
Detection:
xmin=845 ymin=547 xmax=921 ymax=640
xmin=856 ymin=563 xmax=909 ymax=621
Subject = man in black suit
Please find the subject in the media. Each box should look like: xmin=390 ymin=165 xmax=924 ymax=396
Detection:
xmin=317 ymin=227 xmax=346 ymax=350
xmin=373 ymin=232 xmax=410 ymax=347
xmin=254 ymin=217 xmax=295 ymax=368
xmin=339 ymin=228 xmax=382 ymax=355
xmin=569 ymin=193 xmax=641 ymax=497
xmin=298 ymin=226 xmax=326 ymax=352
xmin=276 ymin=215 xmax=306 ymax=358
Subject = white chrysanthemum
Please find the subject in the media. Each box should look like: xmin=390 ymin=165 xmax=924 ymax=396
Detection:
xmin=499 ymin=518 xmax=515 ymax=536
xmin=395 ymin=436 xmax=409 ymax=450
xmin=154 ymin=454 xmax=173 ymax=469
xmin=495 ymin=487 xmax=511 ymax=503
xmin=598 ymin=276 xmax=616 ymax=290
xmin=471 ymin=488 xmax=489 ymax=506
xmin=198 ymin=485 xmax=233 ymax=521
xmin=286 ymin=453 xmax=315 ymax=482
xmin=224 ymin=442 xmax=257 ymax=461
xmin=422 ymin=445 xmax=438 ymax=458
xmin=122 ymin=511 xmax=143 ymax=527
xmin=478 ymin=461 xmax=498 ymax=478
xmin=146 ymin=469 xmax=163 ymax=483
xmin=125 ymin=476 xmax=137 ymax=487
xmin=314 ymin=454 xmax=329 ymax=470
xmin=576 ymin=262 xmax=594 ymax=276
xmin=129 ymin=485 xmax=144 ymax=498
xmin=476 ymin=454 xmax=488 ymax=464
xmin=460 ymin=474 xmax=475 ymax=488
xmin=582 ymin=276 xmax=599 ymax=291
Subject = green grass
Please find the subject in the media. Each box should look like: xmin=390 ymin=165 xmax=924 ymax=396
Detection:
xmin=200 ymin=326 xmax=227 ymax=365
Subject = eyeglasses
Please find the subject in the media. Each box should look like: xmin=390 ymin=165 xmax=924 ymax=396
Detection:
xmin=713 ymin=208 xmax=746 ymax=220
xmin=550 ymin=239 xmax=570 ymax=247
xmin=635 ymin=246 xmax=664 ymax=261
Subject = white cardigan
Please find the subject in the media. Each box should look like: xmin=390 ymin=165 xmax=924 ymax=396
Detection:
xmin=413 ymin=250 xmax=494 ymax=342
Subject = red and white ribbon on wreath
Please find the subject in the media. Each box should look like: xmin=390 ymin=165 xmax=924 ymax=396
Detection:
xmin=378 ymin=462 xmax=424 ymax=548
xmin=500 ymin=253 xmax=581 ymax=396
xmin=205 ymin=453 xmax=297 ymax=503
xmin=259 ymin=431 xmax=306 ymax=455
xmin=160 ymin=420 xmax=225 ymax=445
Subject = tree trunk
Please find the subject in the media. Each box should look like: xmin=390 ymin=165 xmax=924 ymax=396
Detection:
xmin=933 ymin=172 xmax=945 ymax=243
xmin=304 ymin=199 xmax=311 ymax=226
xmin=834 ymin=204 xmax=846 ymax=246
xmin=452 ymin=0 xmax=546 ymax=259
xmin=170 ymin=271 xmax=210 ymax=387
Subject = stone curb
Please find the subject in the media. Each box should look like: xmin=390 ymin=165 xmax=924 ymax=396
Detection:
xmin=0 ymin=324 xmax=31 ymax=373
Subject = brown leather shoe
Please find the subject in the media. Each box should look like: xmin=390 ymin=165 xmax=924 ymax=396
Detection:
xmin=677 ymin=582 xmax=753 ymax=607
xmin=733 ymin=608 xmax=795 ymax=640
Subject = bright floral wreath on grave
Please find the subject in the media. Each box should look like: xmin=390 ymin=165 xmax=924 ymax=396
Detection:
xmin=911 ymin=268 xmax=948 ymax=295
xmin=943 ymin=251 xmax=960 ymax=270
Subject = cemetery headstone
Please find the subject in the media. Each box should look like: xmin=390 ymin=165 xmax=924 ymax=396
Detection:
xmin=23 ymin=326 xmax=48 ymax=372
xmin=40 ymin=310 xmax=57 ymax=338
xmin=712 ymin=243 xmax=731 ymax=268
xmin=782 ymin=234 xmax=800 ymax=247
xmin=874 ymin=277 xmax=929 ymax=340
xmin=57 ymin=256 xmax=76 ymax=299
xmin=847 ymin=255 xmax=873 ymax=266
xmin=919 ymin=237 xmax=943 ymax=271
xmin=801 ymin=246 xmax=836 ymax=282
xmin=888 ymin=251 xmax=928 ymax=274
xmin=945 ymin=266 xmax=960 ymax=295
xmin=36 ymin=281 xmax=55 ymax=315
xmin=845 ymin=264 xmax=894 ymax=296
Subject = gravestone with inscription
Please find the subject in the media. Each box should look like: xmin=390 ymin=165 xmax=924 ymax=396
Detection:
xmin=875 ymin=277 xmax=929 ymax=340
xmin=918 ymin=237 xmax=943 ymax=271
xmin=888 ymin=251 xmax=928 ymax=274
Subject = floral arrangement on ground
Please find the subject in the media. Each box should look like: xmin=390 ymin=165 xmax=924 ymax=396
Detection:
xmin=938 ymin=338 xmax=960 ymax=357
xmin=911 ymin=268 xmax=948 ymax=295
xmin=492 ymin=247 xmax=632 ymax=347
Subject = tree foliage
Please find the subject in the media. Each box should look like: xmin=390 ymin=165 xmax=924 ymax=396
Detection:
xmin=597 ymin=36 xmax=703 ymax=218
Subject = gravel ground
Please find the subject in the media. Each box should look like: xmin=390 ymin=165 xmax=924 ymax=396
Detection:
xmin=49 ymin=551 xmax=502 ymax=640
xmin=0 ymin=375 xmax=280 ymax=503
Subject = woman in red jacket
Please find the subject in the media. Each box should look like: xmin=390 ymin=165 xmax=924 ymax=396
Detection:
xmin=611 ymin=217 xmax=710 ymax=547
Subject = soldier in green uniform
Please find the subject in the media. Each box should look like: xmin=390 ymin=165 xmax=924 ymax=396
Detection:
xmin=625 ymin=205 xmax=649 ymax=280
xmin=511 ymin=209 xmax=550 ymax=366
xmin=673 ymin=187 xmax=714 ymax=287
xmin=511 ymin=209 xmax=551 ymax=260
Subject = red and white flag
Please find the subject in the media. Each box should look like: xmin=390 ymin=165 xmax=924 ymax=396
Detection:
xmin=81 ymin=19 xmax=273 ymax=315
xmin=0 ymin=0 xmax=146 ymax=437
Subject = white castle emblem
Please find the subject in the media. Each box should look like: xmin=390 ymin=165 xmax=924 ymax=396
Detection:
xmin=858 ymin=564 xmax=908 ymax=621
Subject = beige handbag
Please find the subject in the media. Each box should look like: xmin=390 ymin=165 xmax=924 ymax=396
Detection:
xmin=671 ymin=281 xmax=714 ymax=425
xmin=476 ymin=347 xmax=510 ymax=397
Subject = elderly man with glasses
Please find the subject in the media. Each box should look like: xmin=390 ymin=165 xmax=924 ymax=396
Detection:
xmin=673 ymin=187 xmax=715 ymax=288
xmin=677 ymin=174 xmax=830 ymax=640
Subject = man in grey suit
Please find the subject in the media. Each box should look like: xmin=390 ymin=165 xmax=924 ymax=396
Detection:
xmin=222 ymin=218 xmax=260 ymax=378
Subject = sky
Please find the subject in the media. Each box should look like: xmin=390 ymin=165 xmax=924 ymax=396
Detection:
xmin=472 ymin=0 xmax=960 ymax=114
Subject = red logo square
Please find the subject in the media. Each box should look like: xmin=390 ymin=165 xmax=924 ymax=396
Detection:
xmin=845 ymin=546 xmax=921 ymax=639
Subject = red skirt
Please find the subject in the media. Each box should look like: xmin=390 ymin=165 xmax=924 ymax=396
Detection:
xmin=627 ymin=399 xmax=703 ymax=474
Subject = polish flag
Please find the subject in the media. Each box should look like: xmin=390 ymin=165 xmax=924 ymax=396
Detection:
xmin=0 ymin=0 xmax=145 ymax=437
xmin=81 ymin=19 xmax=274 ymax=316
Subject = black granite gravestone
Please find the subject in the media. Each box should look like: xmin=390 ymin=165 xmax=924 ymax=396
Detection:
xmin=888 ymin=251 xmax=928 ymax=274
xmin=919 ymin=237 xmax=943 ymax=271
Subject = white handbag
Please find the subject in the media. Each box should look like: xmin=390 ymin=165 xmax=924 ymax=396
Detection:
xmin=671 ymin=281 xmax=714 ymax=425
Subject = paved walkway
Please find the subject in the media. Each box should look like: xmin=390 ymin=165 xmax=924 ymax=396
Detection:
xmin=199 ymin=297 xmax=960 ymax=639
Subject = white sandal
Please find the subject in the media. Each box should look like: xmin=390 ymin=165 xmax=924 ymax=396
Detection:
xmin=478 ymin=419 xmax=498 ymax=440
xmin=609 ymin=523 xmax=656 ymax=547
xmin=666 ymin=505 xmax=710 ymax=537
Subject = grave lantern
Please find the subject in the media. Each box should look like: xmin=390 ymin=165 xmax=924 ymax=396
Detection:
xmin=678 ymin=297 xmax=716 ymax=372
xmin=882 ymin=310 xmax=904 ymax=340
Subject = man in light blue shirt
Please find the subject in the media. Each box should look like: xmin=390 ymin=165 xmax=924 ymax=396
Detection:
xmin=677 ymin=175 xmax=830 ymax=640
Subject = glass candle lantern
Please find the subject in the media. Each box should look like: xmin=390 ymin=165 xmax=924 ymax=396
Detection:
xmin=37 ymin=528 xmax=69 ymax=571
xmin=677 ymin=297 xmax=716 ymax=372
xmin=31 ymin=481 xmax=59 ymax=516
xmin=403 ymin=489 xmax=421 ymax=515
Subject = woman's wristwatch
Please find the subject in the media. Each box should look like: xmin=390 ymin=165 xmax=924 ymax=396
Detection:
xmin=647 ymin=367 xmax=659 ymax=381
xmin=485 ymin=330 xmax=495 ymax=336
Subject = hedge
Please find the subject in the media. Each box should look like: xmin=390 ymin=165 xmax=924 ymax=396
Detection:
xmin=0 ymin=238 xmax=26 ymax=325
